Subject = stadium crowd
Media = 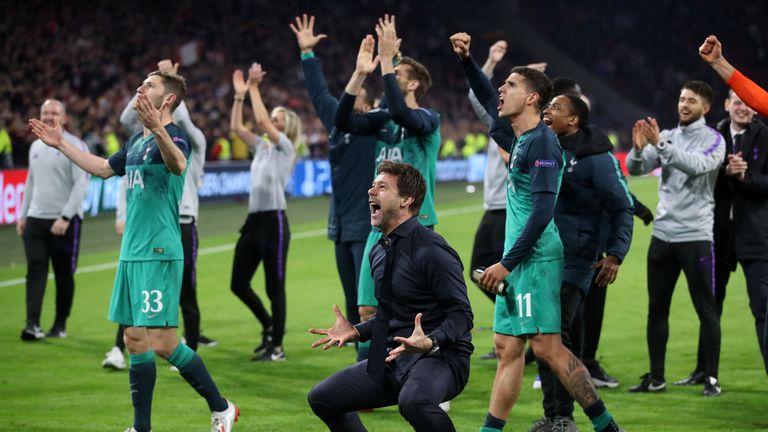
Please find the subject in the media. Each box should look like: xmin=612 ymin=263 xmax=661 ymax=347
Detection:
xmin=4 ymin=0 xmax=767 ymax=168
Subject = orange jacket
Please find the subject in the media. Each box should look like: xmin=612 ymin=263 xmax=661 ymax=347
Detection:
xmin=728 ymin=70 xmax=768 ymax=117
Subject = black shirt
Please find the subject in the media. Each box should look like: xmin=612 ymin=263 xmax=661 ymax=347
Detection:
xmin=355 ymin=217 xmax=474 ymax=367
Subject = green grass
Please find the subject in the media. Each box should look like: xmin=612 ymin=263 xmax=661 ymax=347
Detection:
xmin=0 ymin=179 xmax=765 ymax=431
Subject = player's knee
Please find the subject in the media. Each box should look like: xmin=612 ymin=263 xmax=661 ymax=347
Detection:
xmin=150 ymin=343 xmax=173 ymax=359
xmin=124 ymin=334 xmax=150 ymax=354
xmin=494 ymin=336 xmax=524 ymax=363
xmin=230 ymin=279 xmax=248 ymax=295
xmin=398 ymin=390 xmax=432 ymax=420
xmin=529 ymin=339 xmax=556 ymax=363
xmin=307 ymin=382 xmax=333 ymax=417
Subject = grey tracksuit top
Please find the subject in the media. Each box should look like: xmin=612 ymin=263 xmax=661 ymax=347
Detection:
xmin=627 ymin=117 xmax=724 ymax=242
xmin=20 ymin=131 xmax=90 ymax=220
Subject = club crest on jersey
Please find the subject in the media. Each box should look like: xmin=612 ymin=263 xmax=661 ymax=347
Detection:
xmin=376 ymin=147 xmax=403 ymax=163
xmin=534 ymin=159 xmax=556 ymax=168
xmin=127 ymin=169 xmax=145 ymax=189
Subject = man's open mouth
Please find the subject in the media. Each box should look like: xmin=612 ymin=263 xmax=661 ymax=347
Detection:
xmin=369 ymin=202 xmax=381 ymax=216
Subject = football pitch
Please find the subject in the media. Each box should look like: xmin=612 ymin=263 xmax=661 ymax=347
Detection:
xmin=0 ymin=177 xmax=765 ymax=431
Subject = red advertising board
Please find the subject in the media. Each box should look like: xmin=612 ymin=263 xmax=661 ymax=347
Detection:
xmin=0 ymin=169 xmax=28 ymax=225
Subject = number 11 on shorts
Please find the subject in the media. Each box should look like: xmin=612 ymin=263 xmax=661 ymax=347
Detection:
xmin=516 ymin=292 xmax=531 ymax=318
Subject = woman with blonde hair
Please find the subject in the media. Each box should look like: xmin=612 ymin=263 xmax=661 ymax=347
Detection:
xmin=230 ymin=62 xmax=301 ymax=361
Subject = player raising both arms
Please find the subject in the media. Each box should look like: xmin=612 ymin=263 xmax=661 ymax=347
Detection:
xmin=29 ymin=70 xmax=237 ymax=432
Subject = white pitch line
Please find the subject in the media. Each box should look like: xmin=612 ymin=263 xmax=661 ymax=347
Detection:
xmin=0 ymin=204 xmax=482 ymax=289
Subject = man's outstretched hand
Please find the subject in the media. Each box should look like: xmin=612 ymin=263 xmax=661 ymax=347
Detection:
xmin=309 ymin=304 xmax=359 ymax=350
xmin=386 ymin=313 xmax=433 ymax=362
xmin=290 ymin=14 xmax=327 ymax=54
xmin=355 ymin=35 xmax=380 ymax=75
xmin=29 ymin=118 xmax=64 ymax=148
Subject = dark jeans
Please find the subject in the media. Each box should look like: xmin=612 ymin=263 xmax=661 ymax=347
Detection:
xmin=646 ymin=237 xmax=720 ymax=380
xmin=741 ymin=260 xmax=768 ymax=374
xmin=469 ymin=209 xmax=506 ymax=302
xmin=230 ymin=210 xmax=290 ymax=346
xmin=23 ymin=216 xmax=82 ymax=328
xmin=180 ymin=223 xmax=201 ymax=350
xmin=579 ymin=272 xmax=607 ymax=363
xmin=537 ymin=282 xmax=584 ymax=419
xmin=308 ymin=354 xmax=468 ymax=432
xmin=334 ymin=240 xmax=365 ymax=326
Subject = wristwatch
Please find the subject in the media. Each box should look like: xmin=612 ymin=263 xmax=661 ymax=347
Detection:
xmin=427 ymin=335 xmax=440 ymax=355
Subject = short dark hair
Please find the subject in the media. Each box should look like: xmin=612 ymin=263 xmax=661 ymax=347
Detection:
xmin=399 ymin=57 xmax=432 ymax=102
xmin=377 ymin=160 xmax=425 ymax=216
xmin=510 ymin=66 xmax=553 ymax=111
xmin=681 ymin=80 xmax=714 ymax=105
xmin=148 ymin=70 xmax=187 ymax=111
xmin=562 ymin=93 xmax=590 ymax=128
xmin=552 ymin=76 xmax=581 ymax=97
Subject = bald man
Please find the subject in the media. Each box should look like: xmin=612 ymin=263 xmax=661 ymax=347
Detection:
xmin=18 ymin=99 xmax=90 ymax=340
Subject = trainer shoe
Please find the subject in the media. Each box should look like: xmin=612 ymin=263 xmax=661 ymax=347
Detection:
xmin=251 ymin=345 xmax=286 ymax=362
xmin=532 ymin=375 xmax=542 ymax=389
xmin=586 ymin=361 xmax=619 ymax=388
xmin=124 ymin=428 xmax=150 ymax=431
xmin=527 ymin=417 xmax=554 ymax=432
xmin=701 ymin=376 xmax=721 ymax=397
xmin=102 ymin=346 xmax=127 ymax=370
xmin=211 ymin=399 xmax=239 ymax=432
xmin=45 ymin=326 xmax=68 ymax=338
xmin=439 ymin=401 xmax=450 ymax=412
xmin=253 ymin=329 xmax=273 ymax=354
xmin=20 ymin=325 xmax=45 ymax=341
xmin=552 ymin=416 xmax=579 ymax=432
xmin=673 ymin=369 xmax=706 ymax=386
xmin=628 ymin=373 xmax=666 ymax=393
xmin=196 ymin=334 xmax=219 ymax=347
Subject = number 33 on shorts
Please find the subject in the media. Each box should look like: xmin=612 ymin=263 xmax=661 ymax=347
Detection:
xmin=141 ymin=290 xmax=164 ymax=314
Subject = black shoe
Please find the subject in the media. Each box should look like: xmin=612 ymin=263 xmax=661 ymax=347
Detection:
xmin=551 ymin=416 xmax=578 ymax=432
xmin=198 ymin=335 xmax=218 ymax=347
xmin=251 ymin=345 xmax=286 ymax=362
xmin=45 ymin=326 xmax=68 ymax=338
xmin=701 ymin=376 xmax=721 ymax=397
xmin=673 ymin=369 xmax=706 ymax=386
xmin=479 ymin=348 xmax=497 ymax=360
xmin=628 ymin=373 xmax=666 ymax=393
xmin=586 ymin=361 xmax=619 ymax=388
xmin=21 ymin=325 xmax=45 ymax=341
xmin=254 ymin=329 xmax=274 ymax=354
